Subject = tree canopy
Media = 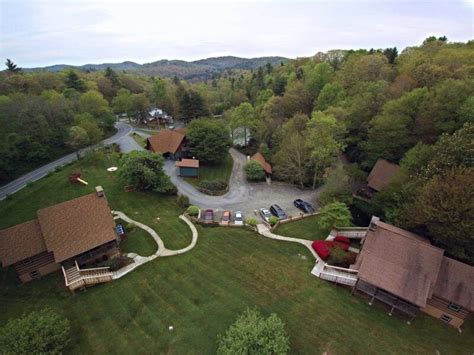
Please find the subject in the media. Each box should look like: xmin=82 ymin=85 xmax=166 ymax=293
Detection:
xmin=118 ymin=150 xmax=176 ymax=194
xmin=187 ymin=118 xmax=232 ymax=164
xmin=0 ymin=308 xmax=70 ymax=355
xmin=217 ymin=308 xmax=290 ymax=355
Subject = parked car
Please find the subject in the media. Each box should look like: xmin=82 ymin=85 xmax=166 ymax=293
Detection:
xmin=234 ymin=211 xmax=244 ymax=225
xmin=293 ymin=199 xmax=315 ymax=213
xmin=259 ymin=208 xmax=273 ymax=222
xmin=269 ymin=204 xmax=288 ymax=220
xmin=221 ymin=210 xmax=231 ymax=225
xmin=204 ymin=209 xmax=214 ymax=224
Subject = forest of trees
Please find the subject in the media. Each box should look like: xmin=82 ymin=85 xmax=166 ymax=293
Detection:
xmin=1 ymin=37 xmax=472 ymax=263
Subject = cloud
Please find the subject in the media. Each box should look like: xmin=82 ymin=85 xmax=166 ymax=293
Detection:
xmin=0 ymin=0 xmax=472 ymax=67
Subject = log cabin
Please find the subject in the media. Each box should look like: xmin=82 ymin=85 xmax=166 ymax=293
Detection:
xmin=352 ymin=217 xmax=474 ymax=329
xmin=0 ymin=187 xmax=120 ymax=291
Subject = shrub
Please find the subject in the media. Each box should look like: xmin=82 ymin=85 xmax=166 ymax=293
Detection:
xmin=245 ymin=218 xmax=258 ymax=226
xmin=328 ymin=247 xmax=357 ymax=268
xmin=217 ymin=308 xmax=289 ymax=355
xmin=186 ymin=205 xmax=200 ymax=217
xmin=177 ymin=194 xmax=190 ymax=208
xmin=269 ymin=216 xmax=279 ymax=226
xmin=0 ymin=308 xmax=71 ymax=354
xmin=126 ymin=222 xmax=136 ymax=232
xmin=244 ymin=160 xmax=265 ymax=182
xmin=198 ymin=179 xmax=227 ymax=192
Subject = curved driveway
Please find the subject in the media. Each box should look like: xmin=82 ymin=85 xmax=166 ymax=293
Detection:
xmin=0 ymin=122 xmax=133 ymax=200
xmin=164 ymin=148 xmax=323 ymax=218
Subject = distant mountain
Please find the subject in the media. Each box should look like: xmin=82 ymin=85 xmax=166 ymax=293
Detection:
xmin=26 ymin=56 xmax=289 ymax=81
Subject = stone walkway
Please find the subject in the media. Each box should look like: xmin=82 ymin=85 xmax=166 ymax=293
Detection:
xmin=111 ymin=211 xmax=198 ymax=279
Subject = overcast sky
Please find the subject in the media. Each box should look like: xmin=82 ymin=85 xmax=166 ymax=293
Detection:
xmin=1 ymin=0 xmax=472 ymax=67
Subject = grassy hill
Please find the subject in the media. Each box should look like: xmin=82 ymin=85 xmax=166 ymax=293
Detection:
xmin=26 ymin=56 xmax=289 ymax=81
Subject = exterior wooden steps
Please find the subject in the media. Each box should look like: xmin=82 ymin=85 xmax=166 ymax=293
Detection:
xmin=62 ymin=261 xmax=113 ymax=292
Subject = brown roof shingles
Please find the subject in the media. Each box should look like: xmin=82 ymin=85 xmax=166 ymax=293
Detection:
xmin=433 ymin=257 xmax=474 ymax=311
xmin=37 ymin=193 xmax=117 ymax=263
xmin=357 ymin=220 xmax=444 ymax=307
xmin=251 ymin=152 xmax=272 ymax=174
xmin=147 ymin=130 xmax=185 ymax=155
xmin=367 ymin=159 xmax=400 ymax=192
xmin=0 ymin=219 xmax=46 ymax=266
xmin=176 ymin=159 xmax=199 ymax=168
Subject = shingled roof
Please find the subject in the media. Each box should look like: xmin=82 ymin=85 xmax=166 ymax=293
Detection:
xmin=0 ymin=192 xmax=117 ymax=267
xmin=357 ymin=219 xmax=444 ymax=308
xmin=433 ymin=257 xmax=474 ymax=311
xmin=176 ymin=158 xmax=199 ymax=168
xmin=251 ymin=152 xmax=272 ymax=174
xmin=147 ymin=129 xmax=185 ymax=155
xmin=0 ymin=220 xmax=46 ymax=266
xmin=367 ymin=159 xmax=400 ymax=192
xmin=37 ymin=193 xmax=117 ymax=263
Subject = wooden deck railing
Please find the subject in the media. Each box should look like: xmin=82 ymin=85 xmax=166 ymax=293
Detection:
xmin=62 ymin=261 xmax=113 ymax=292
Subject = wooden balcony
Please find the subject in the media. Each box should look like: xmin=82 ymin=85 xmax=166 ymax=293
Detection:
xmin=62 ymin=261 xmax=113 ymax=292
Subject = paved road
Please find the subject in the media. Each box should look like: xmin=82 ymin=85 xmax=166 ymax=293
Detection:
xmin=164 ymin=148 xmax=322 ymax=219
xmin=0 ymin=122 xmax=133 ymax=200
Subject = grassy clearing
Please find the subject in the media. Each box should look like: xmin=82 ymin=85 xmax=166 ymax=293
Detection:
xmin=0 ymin=151 xmax=192 ymax=251
xmin=0 ymin=152 xmax=473 ymax=353
xmin=131 ymin=132 xmax=147 ymax=148
xmin=275 ymin=215 xmax=329 ymax=241
xmin=119 ymin=226 xmax=158 ymax=256
xmin=184 ymin=152 xmax=233 ymax=188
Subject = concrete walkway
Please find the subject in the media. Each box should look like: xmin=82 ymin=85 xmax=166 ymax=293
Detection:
xmin=256 ymin=223 xmax=321 ymax=261
xmin=111 ymin=211 xmax=198 ymax=279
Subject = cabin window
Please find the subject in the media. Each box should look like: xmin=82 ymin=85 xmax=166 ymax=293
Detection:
xmin=30 ymin=270 xmax=40 ymax=279
xmin=448 ymin=303 xmax=462 ymax=312
xmin=22 ymin=258 xmax=32 ymax=265
xmin=440 ymin=314 xmax=452 ymax=324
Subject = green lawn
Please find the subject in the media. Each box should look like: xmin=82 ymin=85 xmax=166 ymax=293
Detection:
xmin=1 ymin=152 xmax=473 ymax=354
xmin=119 ymin=225 xmax=158 ymax=256
xmin=184 ymin=152 xmax=233 ymax=189
xmin=275 ymin=215 xmax=329 ymax=241
xmin=131 ymin=132 xmax=147 ymax=148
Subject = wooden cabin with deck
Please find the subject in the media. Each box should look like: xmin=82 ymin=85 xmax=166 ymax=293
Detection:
xmin=352 ymin=217 xmax=474 ymax=329
xmin=0 ymin=187 xmax=120 ymax=292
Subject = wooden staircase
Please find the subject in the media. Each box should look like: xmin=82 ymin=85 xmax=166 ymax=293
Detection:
xmin=311 ymin=262 xmax=358 ymax=286
xmin=62 ymin=261 xmax=113 ymax=292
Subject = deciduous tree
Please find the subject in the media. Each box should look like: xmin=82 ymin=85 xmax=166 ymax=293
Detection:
xmin=0 ymin=308 xmax=70 ymax=355
xmin=217 ymin=308 xmax=289 ymax=355
xmin=118 ymin=150 xmax=176 ymax=194
xmin=187 ymin=118 xmax=231 ymax=164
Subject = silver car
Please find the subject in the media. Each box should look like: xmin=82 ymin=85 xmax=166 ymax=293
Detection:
xmin=234 ymin=211 xmax=244 ymax=225
xmin=259 ymin=208 xmax=272 ymax=222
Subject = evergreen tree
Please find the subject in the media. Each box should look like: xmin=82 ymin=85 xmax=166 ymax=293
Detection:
xmin=5 ymin=58 xmax=21 ymax=72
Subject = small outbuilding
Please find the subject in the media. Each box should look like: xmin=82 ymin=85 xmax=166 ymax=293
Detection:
xmin=176 ymin=159 xmax=199 ymax=177
xmin=367 ymin=159 xmax=400 ymax=192
xmin=251 ymin=152 xmax=272 ymax=176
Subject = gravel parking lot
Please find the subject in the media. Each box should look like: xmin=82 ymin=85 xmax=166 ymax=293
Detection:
xmin=164 ymin=148 xmax=322 ymax=223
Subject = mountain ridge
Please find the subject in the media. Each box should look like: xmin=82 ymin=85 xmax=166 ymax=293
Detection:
xmin=25 ymin=56 xmax=289 ymax=81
